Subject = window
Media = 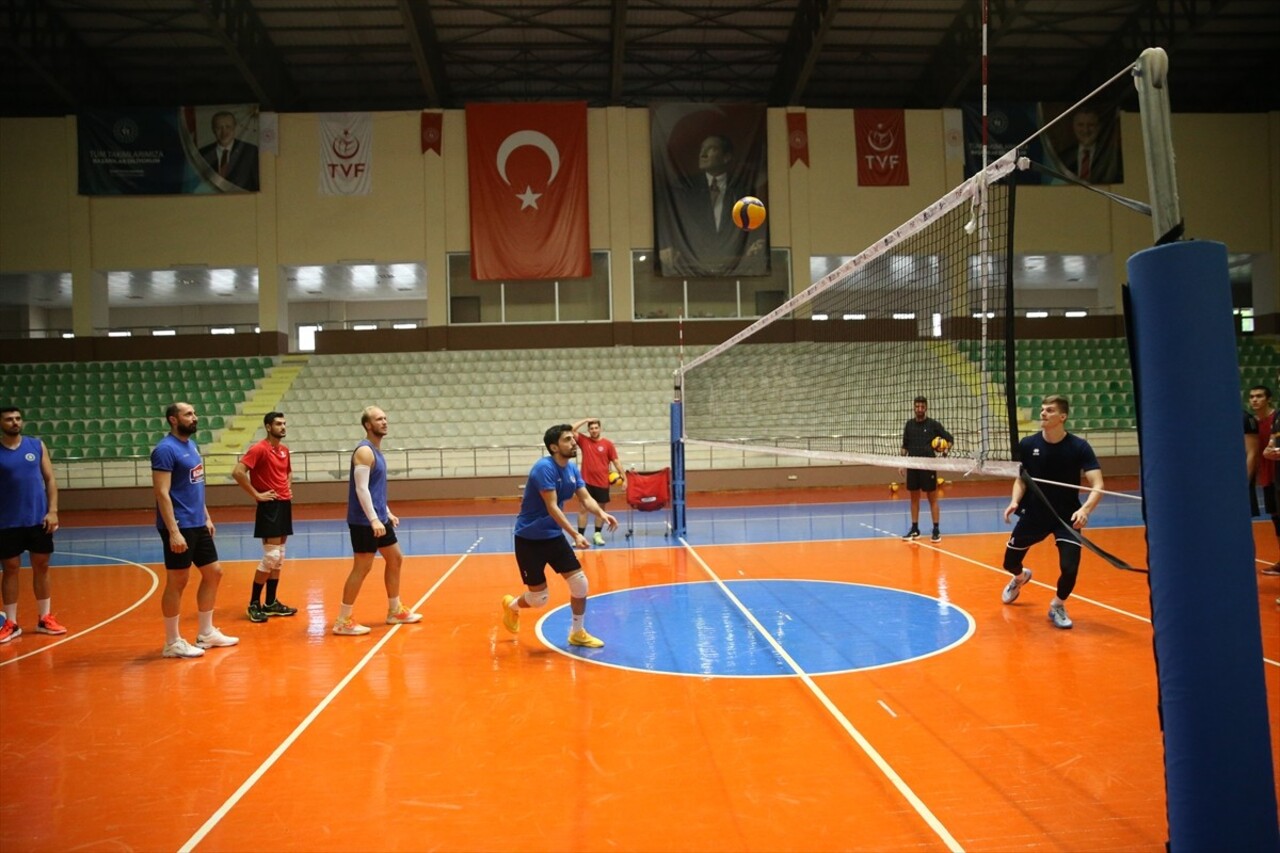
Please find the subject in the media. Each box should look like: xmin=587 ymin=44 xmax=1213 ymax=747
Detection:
xmin=447 ymin=252 xmax=611 ymax=324
xmin=633 ymin=249 xmax=792 ymax=320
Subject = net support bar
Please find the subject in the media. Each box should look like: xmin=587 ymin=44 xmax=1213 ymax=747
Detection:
xmin=1127 ymin=240 xmax=1279 ymax=850
xmin=670 ymin=399 xmax=686 ymax=539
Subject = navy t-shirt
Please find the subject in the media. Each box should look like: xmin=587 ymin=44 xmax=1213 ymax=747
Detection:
xmin=1017 ymin=431 xmax=1100 ymax=520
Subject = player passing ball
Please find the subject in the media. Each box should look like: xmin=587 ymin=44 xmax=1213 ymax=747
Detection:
xmin=501 ymin=424 xmax=617 ymax=649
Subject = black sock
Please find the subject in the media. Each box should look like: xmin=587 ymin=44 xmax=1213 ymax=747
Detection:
xmin=251 ymin=581 xmax=264 ymax=605
xmin=266 ymin=578 xmax=279 ymax=605
xmin=577 ymin=526 xmax=585 ymax=535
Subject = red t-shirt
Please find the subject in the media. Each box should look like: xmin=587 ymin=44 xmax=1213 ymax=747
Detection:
xmin=574 ymin=432 xmax=618 ymax=488
xmin=240 ymin=438 xmax=293 ymax=500
xmin=1258 ymin=410 xmax=1275 ymax=487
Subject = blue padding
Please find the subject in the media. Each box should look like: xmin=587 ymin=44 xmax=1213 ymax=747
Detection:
xmin=1127 ymin=240 xmax=1280 ymax=851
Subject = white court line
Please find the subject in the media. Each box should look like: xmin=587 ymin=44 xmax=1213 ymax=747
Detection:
xmin=177 ymin=539 xmax=482 ymax=853
xmin=0 ymin=551 xmax=159 ymax=668
xmin=679 ymin=537 xmax=965 ymax=853
xmin=865 ymin=523 xmax=1280 ymax=670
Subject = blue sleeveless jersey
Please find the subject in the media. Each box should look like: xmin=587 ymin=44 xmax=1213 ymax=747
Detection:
xmin=0 ymin=437 xmax=48 ymax=529
xmin=151 ymin=434 xmax=206 ymax=529
xmin=347 ymin=439 xmax=389 ymax=525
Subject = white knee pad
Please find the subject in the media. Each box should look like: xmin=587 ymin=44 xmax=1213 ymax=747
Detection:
xmin=565 ymin=570 xmax=589 ymax=599
xmin=263 ymin=545 xmax=283 ymax=572
xmin=524 ymin=588 xmax=550 ymax=608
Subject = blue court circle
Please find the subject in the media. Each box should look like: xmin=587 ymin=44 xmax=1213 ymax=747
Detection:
xmin=535 ymin=579 xmax=974 ymax=677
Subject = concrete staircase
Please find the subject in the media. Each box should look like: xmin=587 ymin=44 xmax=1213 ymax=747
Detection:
xmin=205 ymin=355 xmax=309 ymax=477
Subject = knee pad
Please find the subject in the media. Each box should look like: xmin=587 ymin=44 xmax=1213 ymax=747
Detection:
xmin=523 ymin=588 xmax=550 ymax=608
xmin=565 ymin=570 xmax=589 ymax=599
xmin=263 ymin=545 xmax=283 ymax=572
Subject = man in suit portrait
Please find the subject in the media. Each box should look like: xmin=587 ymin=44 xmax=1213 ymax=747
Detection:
xmin=199 ymin=111 xmax=260 ymax=191
xmin=660 ymin=134 xmax=767 ymax=277
xmin=1056 ymin=106 xmax=1122 ymax=185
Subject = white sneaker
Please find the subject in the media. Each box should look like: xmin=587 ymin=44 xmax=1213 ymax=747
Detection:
xmin=1001 ymin=569 xmax=1031 ymax=604
xmin=162 ymin=638 xmax=205 ymax=659
xmin=1048 ymin=602 xmax=1074 ymax=629
xmin=333 ymin=616 xmax=371 ymax=636
xmin=196 ymin=627 xmax=240 ymax=649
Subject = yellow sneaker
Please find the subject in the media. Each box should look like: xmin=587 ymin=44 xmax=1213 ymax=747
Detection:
xmin=501 ymin=594 xmax=520 ymax=634
xmin=568 ymin=628 xmax=604 ymax=648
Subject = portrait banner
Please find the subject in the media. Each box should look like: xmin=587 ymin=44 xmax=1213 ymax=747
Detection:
xmin=319 ymin=113 xmax=373 ymax=196
xmin=961 ymin=102 xmax=1045 ymax=184
xmin=651 ymin=104 xmax=769 ymax=278
xmin=77 ymin=104 xmax=260 ymax=195
xmin=1042 ymin=102 xmax=1124 ymax=185
xmin=855 ymin=109 xmax=909 ymax=186
xmin=465 ymin=101 xmax=590 ymax=280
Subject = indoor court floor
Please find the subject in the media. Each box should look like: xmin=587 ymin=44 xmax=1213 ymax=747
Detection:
xmin=1 ymin=483 xmax=1277 ymax=852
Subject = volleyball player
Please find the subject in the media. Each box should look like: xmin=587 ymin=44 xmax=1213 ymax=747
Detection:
xmin=900 ymin=396 xmax=953 ymax=542
xmin=1000 ymin=395 xmax=1104 ymax=629
xmin=232 ymin=411 xmax=299 ymax=622
xmin=0 ymin=406 xmax=63 ymax=642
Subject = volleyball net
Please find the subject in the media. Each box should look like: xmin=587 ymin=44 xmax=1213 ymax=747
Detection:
xmin=678 ymin=150 xmax=1021 ymax=478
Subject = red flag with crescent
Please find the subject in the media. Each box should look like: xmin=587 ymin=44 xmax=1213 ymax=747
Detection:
xmin=786 ymin=112 xmax=809 ymax=167
xmin=466 ymin=102 xmax=590 ymax=280
xmin=855 ymin=109 xmax=909 ymax=186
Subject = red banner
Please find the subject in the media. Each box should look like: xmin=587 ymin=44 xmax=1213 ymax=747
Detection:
xmin=787 ymin=112 xmax=809 ymax=167
xmin=466 ymin=102 xmax=590 ymax=280
xmin=855 ymin=109 xmax=909 ymax=186
xmin=420 ymin=111 xmax=441 ymax=155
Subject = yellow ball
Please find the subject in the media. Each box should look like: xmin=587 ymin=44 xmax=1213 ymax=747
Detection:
xmin=890 ymin=482 xmax=899 ymax=493
xmin=608 ymin=471 xmax=621 ymax=484
xmin=931 ymin=437 xmax=951 ymax=453
xmin=731 ymin=196 xmax=767 ymax=232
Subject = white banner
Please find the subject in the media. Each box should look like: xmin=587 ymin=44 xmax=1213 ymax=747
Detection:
xmin=319 ymin=112 xmax=372 ymax=195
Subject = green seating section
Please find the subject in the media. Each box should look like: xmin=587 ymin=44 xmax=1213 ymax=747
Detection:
xmin=959 ymin=337 xmax=1280 ymax=431
xmin=2 ymin=357 xmax=272 ymax=460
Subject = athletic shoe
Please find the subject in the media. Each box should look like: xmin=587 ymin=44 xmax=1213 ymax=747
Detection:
xmin=386 ymin=605 xmax=423 ymax=625
xmin=332 ymin=616 xmax=371 ymax=636
xmin=1261 ymin=563 xmax=1280 ymax=576
xmin=36 ymin=614 xmax=67 ymax=635
xmin=247 ymin=602 xmax=269 ymax=623
xmin=593 ymin=532 xmax=606 ymax=546
xmin=568 ymin=628 xmax=604 ymax=649
xmin=196 ymin=627 xmax=240 ymax=649
xmin=902 ymin=527 xmax=920 ymax=541
xmin=1048 ymin=602 xmax=1074 ymax=629
xmin=0 ymin=620 xmax=20 ymax=643
xmin=263 ymin=600 xmax=298 ymax=617
xmin=162 ymin=638 xmax=205 ymax=659
xmin=1001 ymin=569 xmax=1032 ymax=604
xmin=501 ymin=594 xmax=520 ymax=634
xmin=930 ymin=528 xmax=942 ymax=543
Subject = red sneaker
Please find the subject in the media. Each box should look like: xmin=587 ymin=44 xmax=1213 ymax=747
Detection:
xmin=0 ymin=619 xmax=21 ymax=643
xmin=37 ymin=614 xmax=68 ymax=635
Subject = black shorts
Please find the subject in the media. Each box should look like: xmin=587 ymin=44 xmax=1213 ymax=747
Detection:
xmin=349 ymin=523 xmax=398 ymax=554
xmin=514 ymin=534 xmax=582 ymax=587
xmin=0 ymin=525 xmax=54 ymax=561
xmin=1007 ymin=513 xmax=1081 ymax=551
xmin=160 ymin=526 xmax=219 ymax=570
xmin=1264 ymin=481 xmax=1277 ymax=516
xmin=905 ymin=468 xmax=937 ymax=492
xmin=254 ymin=500 xmax=294 ymax=540
xmin=585 ymin=483 xmax=611 ymax=505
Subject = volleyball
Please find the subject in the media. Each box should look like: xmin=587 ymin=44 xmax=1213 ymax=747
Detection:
xmin=931 ymin=437 xmax=950 ymax=453
xmin=609 ymin=471 xmax=622 ymax=484
xmin=731 ymin=196 xmax=767 ymax=232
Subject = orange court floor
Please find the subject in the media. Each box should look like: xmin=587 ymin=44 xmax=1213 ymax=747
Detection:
xmin=0 ymin=488 xmax=1277 ymax=852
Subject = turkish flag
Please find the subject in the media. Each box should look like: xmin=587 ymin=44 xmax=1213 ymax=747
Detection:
xmin=855 ymin=109 xmax=909 ymax=186
xmin=466 ymin=102 xmax=590 ymax=280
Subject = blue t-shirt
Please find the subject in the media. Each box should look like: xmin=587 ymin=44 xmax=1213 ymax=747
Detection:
xmin=515 ymin=455 xmax=583 ymax=540
xmin=1017 ymin=431 xmax=1100 ymax=519
xmin=0 ymin=437 xmax=48 ymax=529
xmin=151 ymin=434 xmax=206 ymax=529
xmin=347 ymin=439 xmax=389 ymax=526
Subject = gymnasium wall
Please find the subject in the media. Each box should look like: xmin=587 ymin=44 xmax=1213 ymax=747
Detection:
xmin=1 ymin=108 xmax=1277 ymax=351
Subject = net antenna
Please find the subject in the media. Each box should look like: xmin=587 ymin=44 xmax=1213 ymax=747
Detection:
xmin=1132 ymin=47 xmax=1182 ymax=243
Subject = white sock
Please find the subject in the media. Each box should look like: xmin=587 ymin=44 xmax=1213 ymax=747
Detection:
xmin=37 ymin=598 xmax=51 ymax=618
xmin=571 ymin=614 xmax=585 ymax=632
xmin=388 ymin=596 xmax=402 ymax=612
xmin=1050 ymin=596 xmax=1064 ymax=607
xmin=164 ymin=615 xmax=181 ymax=643
xmin=339 ymin=603 xmax=354 ymax=620
xmin=197 ymin=609 xmax=214 ymax=635
xmin=3 ymin=603 xmax=15 ymax=622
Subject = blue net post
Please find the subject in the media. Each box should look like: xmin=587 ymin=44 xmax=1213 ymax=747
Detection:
xmin=670 ymin=399 xmax=686 ymax=539
xmin=1127 ymin=239 xmax=1279 ymax=851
